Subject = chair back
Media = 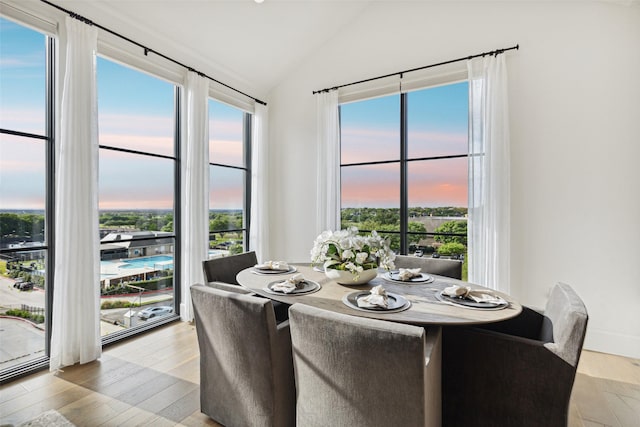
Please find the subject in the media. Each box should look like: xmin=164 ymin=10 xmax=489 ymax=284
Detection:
xmin=202 ymin=251 xmax=257 ymax=285
xmin=541 ymin=282 xmax=589 ymax=366
xmin=289 ymin=304 xmax=441 ymax=427
xmin=190 ymin=284 xmax=295 ymax=427
xmin=394 ymin=254 xmax=463 ymax=280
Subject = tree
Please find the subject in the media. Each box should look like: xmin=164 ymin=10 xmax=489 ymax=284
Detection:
xmin=434 ymin=220 xmax=467 ymax=246
xmin=437 ymin=242 xmax=466 ymax=256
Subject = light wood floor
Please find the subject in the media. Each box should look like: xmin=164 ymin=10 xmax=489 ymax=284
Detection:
xmin=1 ymin=321 xmax=638 ymax=426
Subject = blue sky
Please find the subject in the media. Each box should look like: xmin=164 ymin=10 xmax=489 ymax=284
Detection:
xmin=340 ymin=82 xmax=469 ymax=208
xmin=1 ymin=16 xmax=468 ymax=212
xmin=1 ymin=17 xmax=245 ymax=211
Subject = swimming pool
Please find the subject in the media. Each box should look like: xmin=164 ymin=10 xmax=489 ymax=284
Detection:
xmin=120 ymin=255 xmax=173 ymax=269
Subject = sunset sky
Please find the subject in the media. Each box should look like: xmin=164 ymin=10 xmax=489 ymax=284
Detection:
xmin=340 ymin=82 xmax=468 ymax=208
xmin=1 ymin=16 xmax=468 ymax=212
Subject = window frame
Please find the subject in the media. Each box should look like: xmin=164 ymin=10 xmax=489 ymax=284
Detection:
xmin=96 ymin=56 xmax=182 ymax=344
xmin=0 ymin=26 xmax=55 ymax=383
xmin=339 ymin=81 xmax=469 ymax=255
xmin=207 ymin=102 xmax=252 ymax=254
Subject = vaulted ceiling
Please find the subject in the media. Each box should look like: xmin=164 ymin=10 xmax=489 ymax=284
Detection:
xmin=49 ymin=0 xmax=639 ymax=100
xmin=52 ymin=0 xmax=373 ymax=98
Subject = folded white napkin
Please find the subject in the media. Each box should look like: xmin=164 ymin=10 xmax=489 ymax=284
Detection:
xmin=256 ymin=260 xmax=290 ymax=271
xmin=466 ymin=291 xmax=506 ymax=304
xmin=443 ymin=285 xmax=471 ymax=298
xmin=270 ymin=273 xmax=305 ymax=294
xmin=398 ymin=268 xmax=422 ymax=281
xmin=357 ymin=285 xmax=389 ymax=308
xmin=443 ymin=285 xmax=505 ymax=304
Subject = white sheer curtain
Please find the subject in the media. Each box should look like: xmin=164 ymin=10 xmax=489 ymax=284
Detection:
xmin=467 ymin=55 xmax=511 ymax=293
xmin=180 ymin=72 xmax=210 ymax=322
xmin=249 ymin=103 xmax=269 ymax=262
xmin=315 ymin=90 xmax=341 ymax=233
xmin=50 ymin=17 xmax=101 ymax=370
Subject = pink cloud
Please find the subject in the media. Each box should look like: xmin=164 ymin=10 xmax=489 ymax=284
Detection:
xmin=209 ymin=138 xmax=243 ymax=166
xmin=0 ymin=107 xmax=45 ymax=135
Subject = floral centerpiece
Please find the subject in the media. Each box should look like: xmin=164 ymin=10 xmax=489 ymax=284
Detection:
xmin=310 ymin=227 xmax=396 ymax=284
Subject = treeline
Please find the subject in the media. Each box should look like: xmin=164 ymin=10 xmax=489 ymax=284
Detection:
xmin=100 ymin=211 xmax=174 ymax=232
xmin=0 ymin=213 xmax=45 ymax=241
xmin=100 ymin=210 xmax=243 ymax=233
xmin=340 ymin=207 xmax=468 ymax=255
xmin=341 ymin=207 xmax=467 ymax=225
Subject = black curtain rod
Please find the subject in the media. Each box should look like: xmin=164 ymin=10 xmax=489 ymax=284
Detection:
xmin=312 ymin=44 xmax=519 ymax=95
xmin=39 ymin=0 xmax=267 ymax=106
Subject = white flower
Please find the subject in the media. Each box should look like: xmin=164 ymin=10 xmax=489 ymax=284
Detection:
xmin=310 ymin=227 xmax=396 ymax=274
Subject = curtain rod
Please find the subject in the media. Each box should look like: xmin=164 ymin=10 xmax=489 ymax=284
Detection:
xmin=39 ymin=0 xmax=267 ymax=106
xmin=312 ymin=44 xmax=519 ymax=95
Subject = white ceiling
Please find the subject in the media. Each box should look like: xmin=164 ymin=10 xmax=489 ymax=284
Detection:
xmin=52 ymin=0 xmax=374 ymax=98
xmin=47 ymin=0 xmax=639 ymax=100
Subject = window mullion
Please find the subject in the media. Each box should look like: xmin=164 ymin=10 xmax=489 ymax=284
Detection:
xmin=45 ymin=35 xmax=56 ymax=358
xmin=400 ymin=93 xmax=408 ymax=254
xmin=243 ymin=112 xmax=252 ymax=252
xmin=173 ymin=86 xmax=181 ymax=315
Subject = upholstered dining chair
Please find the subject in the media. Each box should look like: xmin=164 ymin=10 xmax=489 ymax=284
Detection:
xmin=202 ymin=250 xmax=258 ymax=285
xmin=190 ymin=284 xmax=296 ymax=427
xmin=442 ymin=282 xmax=588 ymax=427
xmin=202 ymin=251 xmax=289 ymax=321
xmin=288 ymin=304 xmax=442 ymax=427
xmin=394 ymin=254 xmax=463 ymax=280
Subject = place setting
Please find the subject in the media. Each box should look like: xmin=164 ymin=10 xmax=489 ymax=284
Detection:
xmin=435 ymin=284 xmax=509 ymax=310
xmin=252 ymin=260 xmax=297 ymax=275
xmin=382 ymin=267 xmax=434 ymax=284
xmin=342 ymin=284 xmax=411 ymax=313
xmin=263 ymin=273 xmax=321 ymax=295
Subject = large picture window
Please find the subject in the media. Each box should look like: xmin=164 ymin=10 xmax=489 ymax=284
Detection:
xmin=208 ymin=99 xmax=251 ymax=256
xmin=340 ymin=82 xmax=469 ymax=276
xmin=0 ymin=17 xmax=53 ymax=378
xmin=97 ymin=57 xmax=178 ymax=334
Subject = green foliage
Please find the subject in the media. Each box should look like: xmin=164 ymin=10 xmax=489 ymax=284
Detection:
xmin=209 ymin=210 xmax=243 ymax=232
xmin=434 ymin=220 xmax=468 ymax=245
xmin=0 ymin=213 xmax=45 ymax=241
xmin=437 ymin=242 xmax=466 ymax=256
xmin=6 ymin=309 xmax=44 ymax=324
xmin=229 ymin=244 xmax=244 ymax=255
xmin=101 ymin=300 xmax=140 ymax=309
xmin=99 ymin=211 xmax=174 ymax=232
xmin=101 ymin=275 xmax=173 ymax=295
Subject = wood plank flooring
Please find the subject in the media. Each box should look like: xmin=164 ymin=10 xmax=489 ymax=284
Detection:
xmin=1 ymin=321 xmax=638 ymax=426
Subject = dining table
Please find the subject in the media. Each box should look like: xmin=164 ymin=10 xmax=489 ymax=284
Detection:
xmin=236 ymin=263 xmax=522 ymax=326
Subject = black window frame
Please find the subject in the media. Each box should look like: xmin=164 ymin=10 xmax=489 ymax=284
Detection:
xmin=207 ymin=107 xmax=252 ymax=254
xmin=0 ymin=32 xmax=56 ymax=384
xmin=339 ymin=87 xmax=468 ymax=255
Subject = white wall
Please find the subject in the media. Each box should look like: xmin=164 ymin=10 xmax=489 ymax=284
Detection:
xmin=266 ymin=1 xmax=640 ymax=358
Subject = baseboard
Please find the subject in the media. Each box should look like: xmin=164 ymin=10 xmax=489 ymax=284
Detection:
xmin=584 ymin=328 xmax=640 ymax=359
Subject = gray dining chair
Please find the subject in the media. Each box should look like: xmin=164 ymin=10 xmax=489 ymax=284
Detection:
xmin=442 ymin=282 xmax=588 ymax=427
xmin=288 ymin=303 xmax=442 ymax=427
xmin=202 ymin=251 xmax=290 ymax=321
xmin=202 ymin=250 xmax=258 ymax=285
xmin=394 ymin=254 xmax=463 ymax=280
xmin=190 ymin=284 xmax=296 ymax=427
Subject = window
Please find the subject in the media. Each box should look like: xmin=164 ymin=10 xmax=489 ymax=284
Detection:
xmin=97 ymin=57 xmax=178 ymax=335
xmin=0 ymin=17 xmax=53 ymax=377
xmin=340 ymin=82 xmax=469 ymax=275
xmin=208 ymin=99 xmax=251 ymax=257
